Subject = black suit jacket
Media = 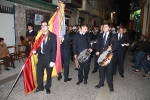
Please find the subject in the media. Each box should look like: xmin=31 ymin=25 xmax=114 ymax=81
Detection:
xmin=96 ymin=32 xmax=118 ymax=54
xmin=37 ymin=32 xmax=57 ymax=65
xmin=117 ymin=33 xmax=130 ymax=53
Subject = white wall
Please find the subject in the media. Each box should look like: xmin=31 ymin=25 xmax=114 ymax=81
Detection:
xmin=0 ymin=13 xmax=15 ymax=47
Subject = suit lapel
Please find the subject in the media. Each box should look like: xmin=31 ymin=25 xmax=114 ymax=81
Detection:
xmin=45 ymin=32 xmax=51 ymax=47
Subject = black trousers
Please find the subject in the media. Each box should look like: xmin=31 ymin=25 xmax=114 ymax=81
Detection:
xmin=26 ymin=46 xmax=31 ymax=57
xmin=37 ymin=54 xmax=53 ymax=90
xmin=61 ymin=52 xmax=70 ymax=81
xmin=78 ymin=58 xmax=90 ymax=82
xmin=98 ymin=61 xmax=113 ymax=89
xmin=114 ymin=50 xmax=126 ymax=76
xmin=93 ymin=54 xmax=99 ymax=71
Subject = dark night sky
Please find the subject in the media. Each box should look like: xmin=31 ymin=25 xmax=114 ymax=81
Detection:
xmin=113 ymin=0 xmax=131 ymax=26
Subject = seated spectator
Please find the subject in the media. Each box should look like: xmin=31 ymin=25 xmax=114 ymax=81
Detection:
xmin=133 ymin=54 xmax=150 ymax=77
xmin=0 ymin=38 xmax=15 ymax=71
xmin=130 ymin=36 xmax=149 ymax=64
xmin=130 ymin=35 xmax=144 ymax=55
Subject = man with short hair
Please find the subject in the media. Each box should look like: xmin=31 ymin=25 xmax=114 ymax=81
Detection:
xmin=34 ymin=21 xmax=57 ymax=94
xmin=113 ymin=26 xmax=130 ymax=77
xmin=73 ymin=24 xmax=92 ymax=85
xmin=26 ymin=23 xmax=37 ymax=57
xmin=95 ymin=23 xmax=118 ymax=92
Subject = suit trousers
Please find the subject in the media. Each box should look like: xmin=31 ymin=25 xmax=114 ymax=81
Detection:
xmin=78 ymin=58 xmax=90 ymax=82
xmin=93 ymin=54 xmax=99 ymax=71
xmin=117 ymin=51 xmax=125 ymax=76
xmin=99 ymin=61 xmax=113 ymax=89
xmin=61 ymin=52 xmax=70 ymax=81
xmin=37 ymin=54 xmax=53 ymax=90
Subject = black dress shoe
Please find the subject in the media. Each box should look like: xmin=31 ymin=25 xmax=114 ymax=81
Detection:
xmin=4 ymin=67 xmax=10 ymax=71
xmin=34 ymin=88 xmax=44 ymax=93
xmin=11 ymin=65 xmax=16 ymax=68
xmin=46 ymin=89 xmax=51 ymax=94
xmin=76 ymin=81 xmax=83 ymax=85
xmin=95 ymin=84 xmax=104 ymax=88
xmin=64 ymin=78 xmax=72 ymax=82
xmin=110 ymin=88 xmax=114 ymax=92
xmin=84 ymin=80 xmax=87 ymax=84
xmin=74 ymin=68 xmax=78 ymax=70
xmin=92 ymin=70 xmax=97 ymax=73
xmin=57 ymin=74 xmax=62 ymax=81
xmin=121 ymin=75 xmax=124 ymax=78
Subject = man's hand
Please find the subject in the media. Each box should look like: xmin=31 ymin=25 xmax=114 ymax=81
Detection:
xmin=49 ymin=62 xmax=55 ymax=67
xmin=96 ymin=52 xmax=99 ymax=56
xmin=74 ymin=55 xmax=77 ymax=59
xmin=107 ymin=46 xmax=112 ymax=51
xmin=32 ymin=50 xmax=36 ymax=54
xmin=126 ymin=43 xmax=130 ymax=46
xmin=88 ymin=48 xmax=93 ymax=52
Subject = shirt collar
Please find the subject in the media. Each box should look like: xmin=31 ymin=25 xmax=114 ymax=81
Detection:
xmin=79 ymin=32 xmax=85 ymax=35
xmin=103 ymin=31 xmax=109 ymax=35
xmin=29 ymin=30 xmax=33 ymax=33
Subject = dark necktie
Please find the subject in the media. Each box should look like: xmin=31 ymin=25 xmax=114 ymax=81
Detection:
xmin=103 ymin=33 xmax=107 ymax=46
xmin=119 ymin=34 xmax=122 ymax=40
xmin=42 ymin=34 xmax=46 ymax=54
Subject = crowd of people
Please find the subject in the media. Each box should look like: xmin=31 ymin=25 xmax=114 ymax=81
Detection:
xmin=0 ymin=21 xmax=150 ymax=94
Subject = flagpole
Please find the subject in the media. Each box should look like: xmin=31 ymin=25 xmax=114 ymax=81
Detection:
xmin=4 ymin=65 xmax=25 ymax=100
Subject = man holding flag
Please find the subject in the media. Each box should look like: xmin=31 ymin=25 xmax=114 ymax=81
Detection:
xmin=33 ymin=20 xmax=57 ymax=94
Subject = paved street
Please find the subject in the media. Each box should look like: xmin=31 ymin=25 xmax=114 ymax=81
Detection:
xmin=0 ymin=51 xmax=150 ymax=100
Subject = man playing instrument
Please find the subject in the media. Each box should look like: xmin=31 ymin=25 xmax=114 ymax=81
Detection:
xmin=95 ymin=23 xmax=118 ymax=92
xmin=73 ymin=23 xmax=92 ymax=85
xmin=25 ymin=23 xmax=37 ymax=57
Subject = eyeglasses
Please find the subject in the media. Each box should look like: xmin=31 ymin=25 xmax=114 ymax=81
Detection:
xmin=41 ymin=25 xmax=48 ymax=27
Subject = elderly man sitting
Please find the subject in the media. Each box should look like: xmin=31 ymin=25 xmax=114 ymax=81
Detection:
xmin=0 ymin=37 xmax=15 ymax=71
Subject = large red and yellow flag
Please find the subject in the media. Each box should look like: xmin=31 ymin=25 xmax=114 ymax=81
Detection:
xmin=23 ymin=2 xmax=65 ymax=94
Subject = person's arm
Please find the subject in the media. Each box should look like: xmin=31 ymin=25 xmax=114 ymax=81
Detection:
xmin=51 ymin=34 xmax=57 ymax=62
xmin=111 ymin=34 xmax=118 ymax=52
xmin=73 ymin=34 xmax=78 ymax=59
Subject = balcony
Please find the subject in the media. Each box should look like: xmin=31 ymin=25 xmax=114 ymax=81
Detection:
xmin=63 ymin=0 xmax=82 ymax=8
xmin=78 ymin=0 xmax=92 ymax=13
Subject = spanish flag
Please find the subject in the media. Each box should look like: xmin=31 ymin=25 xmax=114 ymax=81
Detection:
xmin=23 ymin=2 xmax=65 ymax=94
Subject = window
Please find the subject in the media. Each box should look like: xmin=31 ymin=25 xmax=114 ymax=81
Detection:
xmin=26 ymin=10 xmax=51 ymax=32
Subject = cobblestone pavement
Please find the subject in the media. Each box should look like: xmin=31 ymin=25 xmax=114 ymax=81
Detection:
xmin=0 ymin=51 xmax=150 ymax=100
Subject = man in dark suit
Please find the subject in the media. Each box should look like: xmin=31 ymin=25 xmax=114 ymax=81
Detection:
xmin=73 ymin=23 xmax=92 ymax=85
xmin=95 ymin=23 xmax=118 ymax=92
xmin=60 ymin=29 xmax=73 ymax=82
xmin=113 ymin=26 xmax=130 ymax=78
xmin=34 ymin=21 xmax=57 ymax=94
xmin=26 ymin=23 xmax=37 ymax=57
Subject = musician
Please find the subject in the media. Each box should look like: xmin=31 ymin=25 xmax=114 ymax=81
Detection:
xmin=34 ymin=21 xmax=57 ymax=94
xmin=26 ymin=23 xmax=37 ymax=57
xmin=73 ymin=23 xmax=92 ymax=85
xmin=95 ymin=23 xmax=118 ymax=92
xmin=113 ymin=26 xmax=130 ymax=78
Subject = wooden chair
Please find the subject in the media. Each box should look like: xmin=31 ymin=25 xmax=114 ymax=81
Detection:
xmin=17 ymin=44 xmax=26 ymax=62
xmin=7 ymin=45 xmax=18 ymax=61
